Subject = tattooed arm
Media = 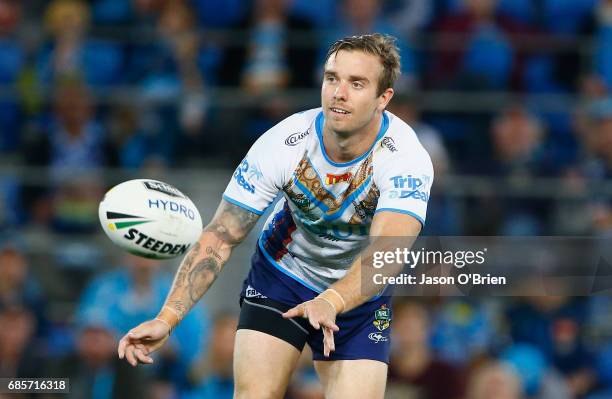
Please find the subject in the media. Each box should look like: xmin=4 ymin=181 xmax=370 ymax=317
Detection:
xmin=158 ymin=199 xmax=260 ymax=325
xmin=118 ymin=199 xmax=259 ymax=366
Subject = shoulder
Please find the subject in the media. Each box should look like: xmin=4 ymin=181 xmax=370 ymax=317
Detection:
xmin=376 ymin=111 xmax=433 ymax=170
xmin=251 ymin=108 xmax=319 ymax=150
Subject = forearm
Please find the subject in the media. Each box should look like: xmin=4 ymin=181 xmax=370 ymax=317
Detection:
xmin=321 ymin=234 xmax=418 ymax=314
xmin=157 ymin=199 xmax=260 ymax=328
xmin=157 ymin=231 xmax=231 ymax=327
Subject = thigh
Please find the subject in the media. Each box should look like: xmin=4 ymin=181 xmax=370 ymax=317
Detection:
xmin=314 ymin=359 xmax=388 ymax=399
xmin=234 ymin=329 xmax=302 ymax=399
xmin=234 ymin=297 xmax=311 ymax=399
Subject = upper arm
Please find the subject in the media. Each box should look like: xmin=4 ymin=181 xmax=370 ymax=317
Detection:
xmin=222 ymin=113 xmax=305 ymax=215
xmin=374 ymin=140 xmax=434 ymax=229
xmin=370 ymin=210 xmax=422 ymax=238
xmin=204 ymin=199 xmax=261 ymax=247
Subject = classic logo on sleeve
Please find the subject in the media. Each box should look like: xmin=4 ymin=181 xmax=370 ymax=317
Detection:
xmin=285 ymin=130 xmax=309 ymax=146
xmin=233 ymin=158 xmax=263 ymax=194
xmin=388 ymin=174 xmax=431 ymax=202
xmin=381 ymin=137 xmax=398 ymax=153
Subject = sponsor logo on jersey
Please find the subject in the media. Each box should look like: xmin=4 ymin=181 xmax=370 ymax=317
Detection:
xmin=143 ymin=181 xmax=184 ymax=198
xmin=381 ymin=137 xmax=397 ymax=153
xmin=373 ymin=304 xmax=391 ymax=331
xmin=234 ymin=158 xmax=256 ymax=194
xmin=245 ymin=285 xmax=267 ymax=298
xmin=325 ymin=172 xmax=352 ymax=185
xmin=285 ymin=130 xmax=309 ymax=146
xmin=148 ymin=199 xmax=196 ymax=220
xmin=123 ymin=228 xmax=190 ymax=255
xmin=368 ymin=332 xmax=388 ymax=343
xmin=388 ymin=174 xmax=431 ymax=203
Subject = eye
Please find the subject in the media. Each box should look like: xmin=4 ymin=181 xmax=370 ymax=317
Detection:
xmin=352 ymin=81 xmax=364 ymax=89
xmin=325 ymin=75 xmax=337 ymax=83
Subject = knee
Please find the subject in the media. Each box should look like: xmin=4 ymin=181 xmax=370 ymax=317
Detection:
xmin=234 ymin=382 xmax=285 ymax=399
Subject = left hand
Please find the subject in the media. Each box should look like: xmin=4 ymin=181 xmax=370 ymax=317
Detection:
xmin=282 ymin=298 xmax=340 ymax=357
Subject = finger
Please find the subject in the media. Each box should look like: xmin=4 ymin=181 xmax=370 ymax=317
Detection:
xmin=321 ymin=320 xmax=340 ymax=332
xmin=323 ymin=327 xmax=335 ymax=357
xmin=134 ymin=348 xmax=154 ymax=364
xmin=125 ymin=346 xmax=138 ymax=367
xmin=308 ymin=317 xmax=321 ymax=330
xmin=118 ymin=336 xmax=128 ymax=359
xmin=282 ymin=305 xmax=303 ymax=319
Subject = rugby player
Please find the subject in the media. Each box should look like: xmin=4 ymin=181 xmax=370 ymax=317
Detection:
xmin=118 ymin=33 xmax=433 ymax=399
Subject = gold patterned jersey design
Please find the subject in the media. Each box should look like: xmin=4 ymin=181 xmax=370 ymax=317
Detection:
xmin=284 ymin=153 xmax=378 ymax=221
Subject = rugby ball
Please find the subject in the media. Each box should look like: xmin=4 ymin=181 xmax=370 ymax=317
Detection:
xmin=99 ymin=179 xmax=202 ymax=259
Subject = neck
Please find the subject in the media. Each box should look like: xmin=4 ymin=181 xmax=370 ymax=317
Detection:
xmin=323 ymin=111 xmax=383 ymax=163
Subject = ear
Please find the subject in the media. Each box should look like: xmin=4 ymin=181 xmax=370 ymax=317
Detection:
xmin=377 ymin=88 xmax=394 ymax=112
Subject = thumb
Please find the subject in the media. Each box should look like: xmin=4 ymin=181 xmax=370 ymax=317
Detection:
xmin=128 ymin=327 xmax=151 ymax=340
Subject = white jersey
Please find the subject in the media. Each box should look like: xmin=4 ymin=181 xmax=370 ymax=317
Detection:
xmin=224 ymin=108 xmax=433 ymax=292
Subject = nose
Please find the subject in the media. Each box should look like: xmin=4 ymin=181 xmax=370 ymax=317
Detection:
xmin=333 ymin=81 xmax=348 ymax=101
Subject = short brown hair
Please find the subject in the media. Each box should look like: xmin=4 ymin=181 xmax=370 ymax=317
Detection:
xmin=325 ymin=33 xmax=401 ymax=96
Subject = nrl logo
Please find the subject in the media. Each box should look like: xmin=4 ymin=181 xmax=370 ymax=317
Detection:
xmin=373 ymin=304 xmax=391 ymax=331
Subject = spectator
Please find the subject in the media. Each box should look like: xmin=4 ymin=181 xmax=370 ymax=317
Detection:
xmin=37 ymin=0 xmax=124 ymax=87
xmin=388 ymin=94 xmax=462 ymax=235
xmin=218 ymin=0 xmax=318 ymax=92
xmin=387 ymin=300 xmax=465 ymax=399
xmin=430 ymin=299 xmax=498 ymax=366
xmin=77 ymin=254 xmax=210 ymax=388
xmin=217 ymin=0 xmax=318 ymax=155
xmin=128 ymin=0 xmax=211 ymax=164
xmin=465 ymin=105 xmax=552 ymax=235
xmin=323 ymin=0 xmax=416 ymax=90
xmin=0 ymin=0 xmax=25 ymax=153
xmin=0 ymin=241 xmax=48 ymax=338
xmin=47 ymin=321 xmax=150 ymax=398
xmin=384 ymin=0 xmax=434 ymax=37
xmin=465 ymin=361 xmax=522 ymax=399
xmin=0 ymin=307 xmax=44 ymax=378
xmin=22 ymin=77 xmax=112 ymax=232
xmin=500 ymin=343 xmax=572 ymax=399
xmin=428 ymin=0 xmax=524 ymax=91
xmin=185 ymin=314 xmax=238 ymax=399
xmin=506 ymin=296 xmax=596 ymax=397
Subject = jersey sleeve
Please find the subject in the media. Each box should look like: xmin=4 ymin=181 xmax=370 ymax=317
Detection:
xmin=374 ymin=148 xmax=434 ymax=227
xmin=222 ymin=115 xmax=301 ymax=215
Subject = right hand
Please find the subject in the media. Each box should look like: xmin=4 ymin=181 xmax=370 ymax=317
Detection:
xmin=117 ymin=319 xmax=171 ymax=366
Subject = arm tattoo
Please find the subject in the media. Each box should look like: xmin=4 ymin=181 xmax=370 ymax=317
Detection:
xmin=164 ymin=200 xmax=260 ymax=319
xmin=187 ymin=257 xmax=221 ymax=302
xmin=204 ymin=200 xmax=260 ymax=246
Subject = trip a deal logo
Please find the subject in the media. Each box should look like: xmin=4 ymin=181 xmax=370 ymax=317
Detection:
xmin=233 ymin=158 xmax=263 ymax=194
xmin=388 ymin=174 xmax=431 ymax=202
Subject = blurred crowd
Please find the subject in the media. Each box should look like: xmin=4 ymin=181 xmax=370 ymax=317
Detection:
xmin=2 ymin=0 xmax=612 ymax=398
xmin=4 ymin=238 xmax=612 ymax=399
xmin=0 ymin=0 xmax=612 ymax=236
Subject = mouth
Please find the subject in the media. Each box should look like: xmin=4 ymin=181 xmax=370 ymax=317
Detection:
xmin=330 ymin=107 xmax=351 ymax=116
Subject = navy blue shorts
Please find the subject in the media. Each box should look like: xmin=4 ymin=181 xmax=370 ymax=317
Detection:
xmin=238 ymin=245 xmax=392 ymax=364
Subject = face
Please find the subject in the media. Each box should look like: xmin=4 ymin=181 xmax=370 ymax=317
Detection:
xmin=321 ymin=50 xmax=393 ymax=136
